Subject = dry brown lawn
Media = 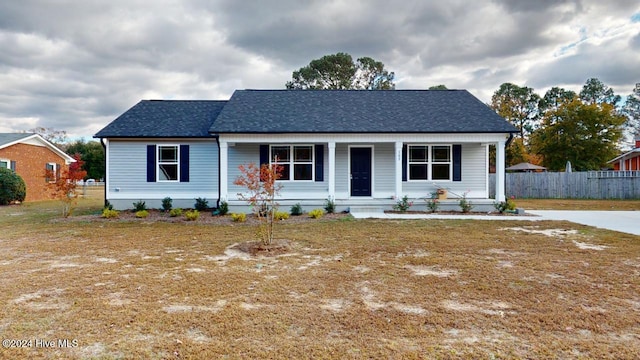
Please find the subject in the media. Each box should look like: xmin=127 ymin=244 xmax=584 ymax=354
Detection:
xmin=0 ymin=197 xmax=639 ymax=359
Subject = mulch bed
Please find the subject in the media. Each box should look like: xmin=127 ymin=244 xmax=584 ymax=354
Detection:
xmin=61 ymin=209 xmax=351 ymax=224
xmin=230 ymin=239 xmax=293 ymax=256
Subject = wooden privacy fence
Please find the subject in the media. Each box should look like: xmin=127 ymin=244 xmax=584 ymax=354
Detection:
xmin=489 ymin=171 xmax=640 ymax=199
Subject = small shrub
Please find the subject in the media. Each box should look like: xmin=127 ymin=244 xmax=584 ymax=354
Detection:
xmin=275 ymin=211 xmax=289 ymax=220
xmin=161 ymin=197 xmax=173 ymax=212
xmin=393 ymin=195 xmax=413 ymax=212
xmin=234 ymin=162 xmax=283 ymax=246
xmin=426 ymin=196 xmax=439 ymax=212
xmin=169 ymin=208 xmax=183 ymax=217
xmin=0 ymin=167 xmax=26 ymax=205
xmin=132 ymin=200 xmax=147 ymax=212
xmin=339 ymin=216 xmax=354 ymax=222
xmin=231 ymin=213 xmax=247 ymax=222
xmin=194 ymin=197 xmax=209 ymax=211
xmin=290 ymin=203 xmax=303 ymax=216
xmin=135 ymin=210 xmax=149 ymax=218
xmin=309 ymin=208 xmax=324 ymax=219
xmin=185 ymin=209 xmax=200 ymax=221
xmin=101 ymin=208 xmax=119 ymax=219
xmin=494 ymin=196 xmax=517 ymax=213
xmin=459 ymin=191 xmax=473 ymax=213
xmin=324 ymin=198 xmax=336 ymax=214
xmin=217 ymin=201 xmax=229 ymax=215
xmin=103 ymin=200 xmax=113 ymax=211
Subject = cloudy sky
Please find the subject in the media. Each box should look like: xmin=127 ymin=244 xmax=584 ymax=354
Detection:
xmin=1 ymin=0 xmax=639 ymax=139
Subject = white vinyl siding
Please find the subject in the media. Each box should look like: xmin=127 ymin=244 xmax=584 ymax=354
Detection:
xmin=106 ymin=139 xmax=491 ymax=207
xmin=335 ymin=144 xmax=349 ymax=197
xmin=373 ymin=143 xmax=395 ymax=197
xmin=107 ymin=140 xmax=218 ymax=202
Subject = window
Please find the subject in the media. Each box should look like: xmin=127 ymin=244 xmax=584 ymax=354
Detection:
xmin=431 ymin=146 xmax=451 ymax=180
xmin=45 ymin=163 xmax=57 ymax=182
xmin=0 ymin=159 xmax=9 ymax=169
xmin=270 ymin=145 xmax=314 ymax=181
xmin=407 ymin=145 xmax=451 ymax=181
xmin=408 ymin=146 xmax=428 ymax=180
xmin=158 ymin=145 xmax=179 ymax=181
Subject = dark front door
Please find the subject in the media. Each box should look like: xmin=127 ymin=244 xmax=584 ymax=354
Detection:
xmin=350 ymin=147 xmax=372 ymax=196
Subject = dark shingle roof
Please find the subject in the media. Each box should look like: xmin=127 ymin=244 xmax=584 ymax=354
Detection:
xmin=0 ymin=133 xmax=31 ymax=147
xmin=210 ymin=90 xmax=517 ymax=134
xmin=94 ymin=100 xmax=227 ymax=138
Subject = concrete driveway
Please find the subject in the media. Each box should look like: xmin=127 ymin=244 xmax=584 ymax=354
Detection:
xmin=351 ymin=210 xmax=640 ymax=236
xmin=523 ymin=211 xmax=640 ymax=236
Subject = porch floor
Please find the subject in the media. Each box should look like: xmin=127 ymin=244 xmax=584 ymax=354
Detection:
xmin=350 ymin=211 xmax=535 ymax=220
xmin=227 ymin=198 xmax=499 ymax=213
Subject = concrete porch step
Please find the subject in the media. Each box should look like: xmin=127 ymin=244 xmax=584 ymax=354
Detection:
xmin=348 ymin=206 xmax=385 ymax=213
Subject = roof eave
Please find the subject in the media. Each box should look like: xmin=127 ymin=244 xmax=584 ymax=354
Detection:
xmin=94 ymin=134 xmax=214 ymax=139
xmin=1 ymin=134 xmax=75 ymax=163
xmin=607 ymin=148 xmax=640 ymax=163
xmin=212 ymin=130 xmax=519 ymax=135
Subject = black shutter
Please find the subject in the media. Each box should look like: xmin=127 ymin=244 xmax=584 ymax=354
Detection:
xmin=146 ymin=145 xmax=156 ymax=182
xmin=315 ymin=144 xmax=324 ymax=182
xmin=180 ymin=145 xmax=189 ymax=182
xmin=453 ymin=144 xmax=462 ymax=181
xmin=56 ymin=164 xmax=61 ymax=181
xmin=259 ymin=145 xmax=269 ymax=166
xmin=402 ymin=144 xmax=407 ymax=182
xmin=10 ymin=161 xmax=16 ymax=171
xmin=259 ymin=145 xmax=269 ymax=182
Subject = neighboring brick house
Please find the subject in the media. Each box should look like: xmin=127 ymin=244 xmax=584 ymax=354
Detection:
xmin=0 ymin=133 xmax=75 ymax=202
xmin=609 ymin=132 xmax=640 ymax=171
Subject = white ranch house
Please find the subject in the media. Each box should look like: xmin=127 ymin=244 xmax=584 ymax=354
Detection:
xmin=95 ymin=90 xmax=517 ymax=212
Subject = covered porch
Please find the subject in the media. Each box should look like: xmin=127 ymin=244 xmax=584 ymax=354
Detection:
xmin=218 ymin=133 xmax=509 ymax=212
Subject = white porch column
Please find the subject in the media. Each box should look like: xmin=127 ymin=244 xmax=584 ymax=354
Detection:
xmin=328 ymin=142 xmax=336 ymax=200
xmin=495 ymin=139 xmax=506 ymax=202
xmin=219 ymin=140 xmax=228 ymax=201
xmin=395 ymin=141 xmax=403 ymax=198
xmin=485 ymin=143 xmax=490 ymax=199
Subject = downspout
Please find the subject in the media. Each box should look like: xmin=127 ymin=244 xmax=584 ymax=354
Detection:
xmin=214 ymin=134 xmax=221 ymax=209
xmin=100 ymin=138 xmax=107 ymax=208
xmin=505 ymin=133 xmax=514 ymax=148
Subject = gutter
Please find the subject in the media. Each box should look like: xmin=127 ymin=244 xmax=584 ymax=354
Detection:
xmin=213 ymin=134 xmax=221 ymax=209
xmin=99 ymin=138 xmax=107 ymax=208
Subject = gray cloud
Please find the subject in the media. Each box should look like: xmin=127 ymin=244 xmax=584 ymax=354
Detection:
xmin=0 ymin=0 xmax=639 ymax=137
xmin=631 ymin=32 xmax=640 ymax=49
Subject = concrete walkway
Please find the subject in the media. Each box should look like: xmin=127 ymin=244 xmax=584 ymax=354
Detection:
xmin=350 ymin=210 xmax=640 ymax=236
xmin=527 ymin=210 xmax=640 ymax=236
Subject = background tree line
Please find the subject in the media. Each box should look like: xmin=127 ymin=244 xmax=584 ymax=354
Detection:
xmin=490 ymin=78 xmax=639 ymax=171
xmin=287 ymin=53 xmax=639 ymax=172
xmin=21 ymin=53 xmax=640 ymax=180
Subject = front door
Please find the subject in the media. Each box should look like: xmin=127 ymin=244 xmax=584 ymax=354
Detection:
xmin=350 ymin=147 xmax=372 ymax=196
